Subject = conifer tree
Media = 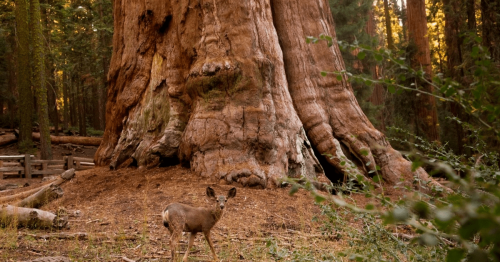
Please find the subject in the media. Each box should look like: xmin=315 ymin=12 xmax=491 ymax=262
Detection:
xmin=407 ymin=0 xmax=440 ymax=142
xmin=383 ymin=0 xmax=395 ymax=49
xmin=15 ymin=0 xmax=34 ymax=152
xmin=329 ymin=0 xmax=384 ymax=129
xmin=30 ymin=0 xmax=52 ymax=159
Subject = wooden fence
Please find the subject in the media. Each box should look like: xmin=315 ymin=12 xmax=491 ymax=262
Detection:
xmin=0 ymin=155 xmax=94 ymax=179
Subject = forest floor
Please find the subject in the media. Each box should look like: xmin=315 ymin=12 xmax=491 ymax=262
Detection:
xmin=0 ymin=142 xmax=406 ymax=262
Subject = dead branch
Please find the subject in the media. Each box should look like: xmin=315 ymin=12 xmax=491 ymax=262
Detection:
xmin=0 ymin=169 xmax=75 ymax=204
xmin=14 ymin=184 xmax=63 ymax=208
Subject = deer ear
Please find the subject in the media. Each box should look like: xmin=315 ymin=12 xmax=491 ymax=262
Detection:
xmin=227 ymin=187 xmax=237 ymax=199
xmin=206 ymin=187 xmax=216 ymax=199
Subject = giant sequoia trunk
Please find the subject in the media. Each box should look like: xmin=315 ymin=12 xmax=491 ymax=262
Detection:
xmin=95 ymin=0 xmax=441 ymax=189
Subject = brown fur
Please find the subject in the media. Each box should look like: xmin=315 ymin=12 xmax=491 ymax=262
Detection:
xmin=162 ymin=187 xmax=236 ymax=262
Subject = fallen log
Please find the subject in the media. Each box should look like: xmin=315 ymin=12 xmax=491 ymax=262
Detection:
xmin=32 ymin=133 xmax=102 ymax=146
xmin=0 ymin=134 xmax=17 ymax=147
xmin=0 ymin=183 xmax=19 ymax=191
xmin=15 ymin=184 xmax=63 ymax=208
xmin=0 ymin=205 xmax=67 ymax=229
xmin=0 ymin=169 xmax=75 ymax=204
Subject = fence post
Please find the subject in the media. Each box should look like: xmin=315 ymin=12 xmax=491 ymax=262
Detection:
xmin=24 ymin=154 xmax=31 ymax=179
xmin=68 ymin=156 xmax=74 ymax=169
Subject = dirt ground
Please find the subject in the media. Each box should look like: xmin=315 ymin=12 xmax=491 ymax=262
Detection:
xmin=0 ymin=139 xmax=359 ymax=261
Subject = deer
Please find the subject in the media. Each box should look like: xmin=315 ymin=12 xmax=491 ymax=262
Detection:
xmin=162 ymin=187 xmax=237 ymax=262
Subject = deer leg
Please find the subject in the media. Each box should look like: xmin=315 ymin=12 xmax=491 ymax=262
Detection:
xmin=204 ymin=232 xmax=218 ymax=261
xmin=170 ymin=230 xmax=181 ymax=261
xmin=183 ymin=232 xmax=196 ymax=262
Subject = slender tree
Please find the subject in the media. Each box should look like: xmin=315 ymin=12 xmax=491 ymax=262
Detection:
xmin=481 ymin=0 xmax=500 ymax=61
xmin=401 ymin=0 xmax=407 ymax=42
xmin=366 ymin=9 xmax=386 ymax=131
xmin=30 ymin=0 xmax=52 ymax=159
xmin=442 ymin=0 xmax=464 ymax=79
xmin=42 ymin=0 xmax=59 ymax=136
xmin=407 ymin=0 xmax=440 ymax=142
xmin=15 ymin=0 xmax=34 ymax=152
xmin=383 ymin=0 xmax=395 ymax=49
xmin=467 ymin=0 xmax=476 ymax=32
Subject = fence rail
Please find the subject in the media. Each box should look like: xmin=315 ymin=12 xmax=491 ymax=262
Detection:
xmin=0 ymin=154 xmax=94 ymax=179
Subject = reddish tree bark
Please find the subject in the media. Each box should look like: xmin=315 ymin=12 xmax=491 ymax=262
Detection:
xmin=407 ymin=0 xmax=440 ymax=142
xmin=95 ymin=0 xmax=444 ymax=190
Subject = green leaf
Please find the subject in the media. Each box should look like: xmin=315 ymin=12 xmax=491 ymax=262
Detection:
xmin=413 ymin=201 xmax=430 ymax=219
xmin=365 ymin=204 xmax=374 ymax=210
xmin=314 ymin=195 xmax=326 ymax=203
xmin=388 ymin=85 xmax=396 ymax=94
xmin=471 ymin=46 xmax=479 ymax=58
xmin=320 ymin=71 xmax=327 ymax=77
xmin=374 ymin=53 xmax=383 ymax=61
xmin=435 ymin=209 xmax=453 ymax=222
xmin=393 ymin=207 xmax=409 ymax=222
xmin=357 ymin=51 xmax=366 ymax=60
xmin=446 ymin=249 xmax=465 ymax=262
xmin=411 ymin=160 xmax=422 ymax=172
xmin=418 ymin=233 xmax=438 ymax=246
xmin=336 ymin=74 xmax=342 ymax=81
xmin=459 ymin=219 xmax=480 ymax=239
xmin=289 ymin=184 xmax=299 ymax=196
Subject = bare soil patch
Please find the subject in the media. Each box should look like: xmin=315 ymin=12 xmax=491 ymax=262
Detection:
xmin=0 ymin=165 xmax=352 ymax=261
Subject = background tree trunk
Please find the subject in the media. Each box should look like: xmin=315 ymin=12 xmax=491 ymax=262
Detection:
xmin=15 ymin=0 xmax=34 ymax=152
xmin=407 ymin=0 xmax=440 ymax=142
xmin=98 ymin=0 xmax=110 ymax=131
xmin=77 ymin=77 xmax=86 ymax=137
xmin=366 ymin=9 xmax=386 ymax=132
xmin=383 ymin=0 xmax=395 ymax=50
xmin=62 ymin=70 xmax=69 ymax=130
xmin=70 ymin=75 xmax=77 ymax=127
xmin=95 ymin=0 xmax=440 ymax=188
xmin=443 ymin=0 xmax=464 ymax=80
xmin=442 ymin=0 xmax=465 ymax=154
xmin=467 ymin=0 xmax=476 ymax=32
xmin=401 ymin=0 xmax=407 ymax=42
xmin=481 ymin=0 xmax=500 ymax=61
xmin=30 ymin=0 xmax=53 ymax=160
xmin=7 ymin=47 xmax=17 ymax=129
xmin=43 ymin=0 xmax=59 ymax=136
